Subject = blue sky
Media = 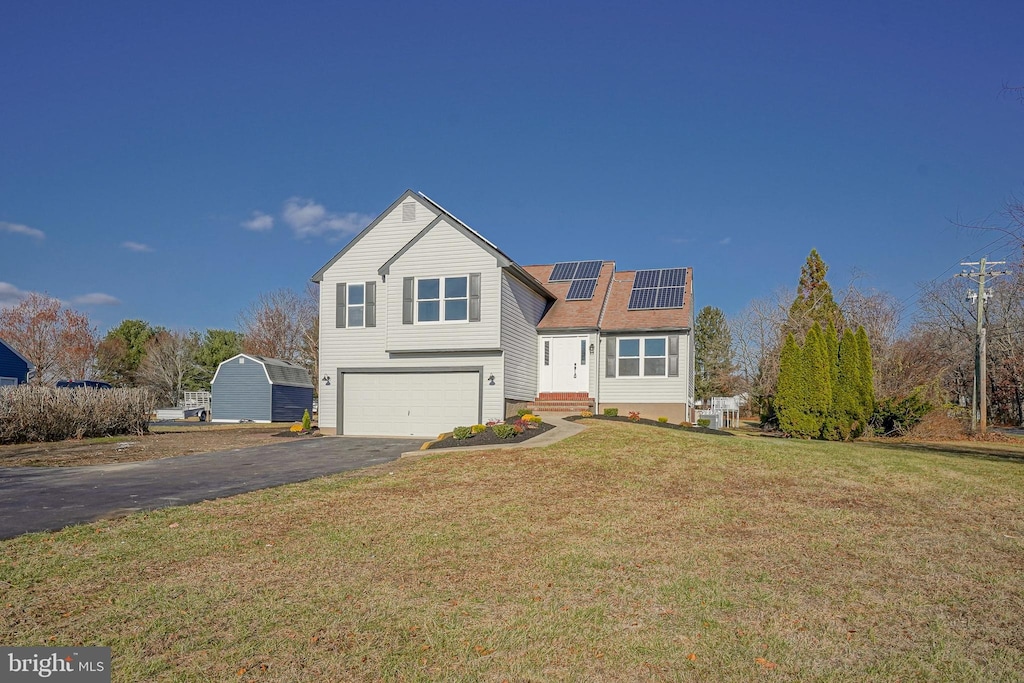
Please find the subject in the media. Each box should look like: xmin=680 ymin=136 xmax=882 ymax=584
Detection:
xmin=1 ymin=0 xmax=1022 ymax=334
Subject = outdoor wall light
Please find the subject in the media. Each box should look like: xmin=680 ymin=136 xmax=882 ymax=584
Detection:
xmin=488 ymin=374 xmax=495 ymax=386
xmin=589 ymin=343 xmax=595 ymax=354
xmin=321 ymin=375 xmax=331 ymax=386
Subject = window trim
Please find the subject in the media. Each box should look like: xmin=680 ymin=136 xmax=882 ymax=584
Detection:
xmin=414 ymin=275 xmax=470 ymax=324
xmin=616 ymin=336 xmax=668 ymax=378
xmin=347 ymin=283 xmax=365 ymax=329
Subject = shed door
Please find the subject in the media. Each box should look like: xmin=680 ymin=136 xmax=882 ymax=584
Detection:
xmin=342 ymin=371 xmax=480 ymax=437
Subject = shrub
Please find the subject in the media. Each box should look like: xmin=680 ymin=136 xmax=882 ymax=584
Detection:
xmin=0 ymin=385 xmax=157 ymax=445
xmin=679 ymin=421 xmax=693 ymax=427
xmin=289 ymin=424 xmax=304 ymax=432
xmin=485 ymin=420 xmax=499 ymax=427
xmin=580 ymin=410 xmax=594 ymax=418
xmin=603 ymin=408 xmax=618 ymax=417
xmin=523 ymin=414 xmax=542 ymax=424
xmin=302 ymin=409 xmax=311 ymax=431
xmin=870 ymin=390 xmax=934 ymax=437
xmin=491 ymin=423 xmax=517 ymax=439
xmin=517 ymin=408 xmax=534 ymax=417
xmin=697 ymin=418 xmax=711 ymax=427
xmin=628 ymin=411 xmax=641 ymax=422
xmin=657 ymin=416 xmax=668 ymax=423
xmin=471 ymin=424 xmax=487 ymax=434
xmin=452 ymin=426 xmax=473 ymax=440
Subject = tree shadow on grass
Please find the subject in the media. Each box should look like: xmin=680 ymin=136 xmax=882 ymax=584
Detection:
xmin=866 ymin=439 xmax=1024 ymax=465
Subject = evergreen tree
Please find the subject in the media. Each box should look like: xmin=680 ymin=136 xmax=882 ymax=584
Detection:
xmin=95 ymin=319 xmax=157 ymax=386
xmin=787 ymin=249 xmax=844 ymax=335
xmin=694 ymin=305 xmax=735 ymax=402
xmin=855 ymin=326 xmax=875 ymax=425
xmin=776 ymin=333 xmax=813 ymax=437
xmin=833 ymin=328 xmax=862 ymax=440
xmin=193 ymin=329 xmax=244 ymax=390
xmin=803 ymin=323 xmax=832 ymax=437
xmin=821 ymin=321 xmax=842 ymax=440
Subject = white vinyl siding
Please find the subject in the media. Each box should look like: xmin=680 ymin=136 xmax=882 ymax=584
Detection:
xmin=599 ymin=333 xmax=693 ymax=405
xmin=317 ymin=202 xmax=505 ymax=431
xmin=500 ymin=273 xmax=548 ymax=401
xmin=385 ymin=219 xmax=500 ymax=353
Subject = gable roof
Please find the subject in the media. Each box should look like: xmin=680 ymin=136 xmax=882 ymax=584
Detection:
xmin=598 ymin=268 xmax=694 ymax=332
xmin=212 ymin=353 xmax=314 ymax=388
xmin=522 ymin=262 xmax=615 ymax=330
xmin=0 ymin=337 xmax=34 ymax=369
xmin=310 ymin=190 xmax=438 ymax=283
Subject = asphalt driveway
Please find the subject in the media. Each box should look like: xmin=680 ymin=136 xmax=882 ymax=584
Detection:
xmin=0 ymin=436 xmax=422 ymax=539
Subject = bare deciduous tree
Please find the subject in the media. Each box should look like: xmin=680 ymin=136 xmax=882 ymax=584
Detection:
xmin=137 ymin=330 xmax=200 ymax=406
xmin=0 ymin=293 xmax=97 ymax=384
xmin=238 ymin=287 xmax=319 ymax=385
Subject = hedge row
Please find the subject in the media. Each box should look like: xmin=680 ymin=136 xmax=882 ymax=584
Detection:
xmin=0 ymin=385 xmax=157 ymax=444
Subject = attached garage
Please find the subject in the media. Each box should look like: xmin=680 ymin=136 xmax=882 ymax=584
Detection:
xmin=340 ymin=368 xmax=481 ymax=437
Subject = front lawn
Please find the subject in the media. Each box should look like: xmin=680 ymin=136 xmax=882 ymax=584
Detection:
xmin=2 ymin=421 xmax=1022 ymax=681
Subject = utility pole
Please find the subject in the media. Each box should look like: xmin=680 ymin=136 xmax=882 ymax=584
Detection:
xmin=956 ymin=257 xmax=1009 ymax=434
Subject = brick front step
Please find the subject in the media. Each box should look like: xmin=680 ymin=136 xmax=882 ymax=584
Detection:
xmin=527 ymin=396 xmax=595 ymax=413
xmin=536 ymin=392 xmax=591 ymax=402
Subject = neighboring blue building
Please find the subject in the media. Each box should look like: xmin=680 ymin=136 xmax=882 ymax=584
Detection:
xmin=211 ymin=354 xmax=314 ymax=423
xmin=0 ymin=338 xmax=33 ymax=386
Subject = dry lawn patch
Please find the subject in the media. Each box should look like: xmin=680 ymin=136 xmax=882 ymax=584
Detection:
xmin=2 ymin=420 xmax=1023 ymax=681
xmin=0 ymin=426 xmax=289 ymax=467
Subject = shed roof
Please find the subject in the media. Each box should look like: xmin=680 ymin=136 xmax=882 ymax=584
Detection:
xmin=213 ymin=354 xmax=315 ymax=388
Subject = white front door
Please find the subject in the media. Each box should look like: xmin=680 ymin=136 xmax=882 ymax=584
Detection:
xmin=539 ymin=336 xmax=590 ymax=393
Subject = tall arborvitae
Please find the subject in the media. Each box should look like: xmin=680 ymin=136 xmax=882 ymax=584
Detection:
xmin=834 ymin=328 xmax=862 ymax=440
xmin=855 ymin=326 xmax=875 ymax=426
xmin=821 ymin=321 xmax=842 ymax=440
xmin=776 ymin=333 xmax=817 ymax=438
xmin=803 ymin=323 xmax=833 ymax=437
xmin=787 ymin=249 xmax=844 ymax=334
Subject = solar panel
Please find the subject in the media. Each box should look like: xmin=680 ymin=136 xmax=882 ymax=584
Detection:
xmin=628 ymin=268 xmax=687 ymax=310
xmin=575 ymin=260 xmax=603 ymax=279
xmin=656 ymin=286 xmax=685 ymax=309
xmin=659 ymin=268 xmax=686 ymax=287
xmin=634 ymin=269 xmax=661 ymax=289
xmin=549 ymin=262 xmax=579 ymax=282
xmin=566 ymin=278 xmax=598 ymax=301
xmin=628 ymin=288 xmax=657 ymax=310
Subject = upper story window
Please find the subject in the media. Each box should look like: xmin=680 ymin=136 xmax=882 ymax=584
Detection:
xmin=618 ymin=337 xmax=667 ymax=377
xmin=347 ymin=283 xmax=365 ymax=328
xmin=417 ymin=276 xmax=468 ymax=323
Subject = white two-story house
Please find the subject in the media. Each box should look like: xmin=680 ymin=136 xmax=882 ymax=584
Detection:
xmin=312 ymin=190 xmax=695 ymax=436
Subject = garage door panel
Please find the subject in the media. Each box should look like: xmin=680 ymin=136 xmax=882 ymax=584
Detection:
xmin=343 ymin=372 xmax=479 ymax=437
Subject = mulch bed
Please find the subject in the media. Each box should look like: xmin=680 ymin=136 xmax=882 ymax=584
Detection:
xmin=565 ymin=414 xmax=734 ymax=436
xmin=273 ymin=429 xmax=323 ymax=438
xmin=427 ymin=420 xmax=554 ymax=449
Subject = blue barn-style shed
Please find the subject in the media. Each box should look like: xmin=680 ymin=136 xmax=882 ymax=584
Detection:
xmin=211 ymin=354 xmax=314 ymax=423
xmin=0 ymin=338 xmax=33 ymax=386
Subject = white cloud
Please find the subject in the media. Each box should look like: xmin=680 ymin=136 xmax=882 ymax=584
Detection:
xmin=718 ymin=237 xmax=732 ymax=245
xmin=281 ymin=197 xmax=372 ymax=239
xmin=242 ymin=211 xmax=274 ymax=232
xmin=72 ymin=293 xmax=121 ymax=306
xmin=0 ymin=221 xmax=45 ymax=240
xmin=0 ymin=282 xmax=30 ymax=308
xmin=121 ymin=241 xmax=154 ymax=252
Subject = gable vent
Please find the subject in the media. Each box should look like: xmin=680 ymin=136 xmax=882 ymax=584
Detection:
xmin=402 ymin=202 xmax=416 ymax=222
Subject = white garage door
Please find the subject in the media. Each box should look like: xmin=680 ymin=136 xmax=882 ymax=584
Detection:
xmin=343 ymin=371 xmax=480 ymax=437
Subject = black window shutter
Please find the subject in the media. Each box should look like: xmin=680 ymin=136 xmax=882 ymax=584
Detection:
xmin=605 ymin=337 xmax=616 ymax=378
xmin=336 ymin=283 xmax=347 ymax=328
xmin=668 ymin=334 xmax=679 ymax=377
xmin=402 ymin=277 xmax=414 ymax=324
xmin=365 ymin=281 xmax=376 ymax=328
xmin=469 ymin=273 xmax=481 ymax=322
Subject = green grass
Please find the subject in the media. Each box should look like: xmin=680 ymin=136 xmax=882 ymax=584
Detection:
xmin=2 ymin=421 xmax=1023 ymax=681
